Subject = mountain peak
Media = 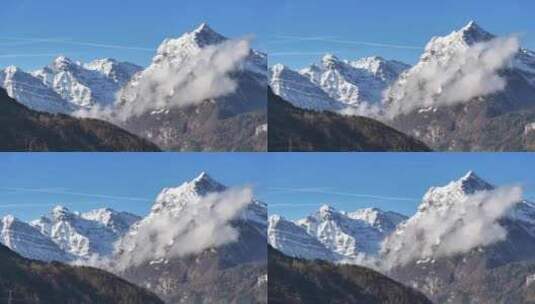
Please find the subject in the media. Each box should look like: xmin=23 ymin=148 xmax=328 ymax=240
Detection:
xmin=461 ymin=170 xmax=477 ymax=181
xmin=422 ymin=21 xmax=495 ymax=59
xmin=460 ymin=20 xmax=487 ymax=35
xmin=86 ymin=58 xmax=118 ymax=67
xmin=321 ymin=54 xmax=340 ymax=67
xmin=190 ymin=172 xmax=226 ymax=194
xmin=271 ymin=63 xmax=289 ymax=73
xmin=420 ymin=171 xmax=495 ymax=212
xmin=356 ymin=56 xmax=385 ymax=63
xmin=318 ymin=204 xmax=336 ymax=214
xmin=49 ymin=56 xmax=80 ymax=72
xmin=456 ymin=170 xmax=494 ymax=194
xmin=52 ymin=56 xmax=74 ymax=67
xmin=192 ymin=171 xmax=215 ymax=184
xmin=462 ymin=20 xmax=479 ymax=31
xmin=153 ymin=24 xmax=227 ymax=65
xmin=193 ymin=23 xmax=215 ymax=34
xmin=150 ymin=173 xmax=227 ymax=215
xmin=1 ymin=214 xmax=17 ymax=225
xmin=457 ymin=20 xmax=494 ymax=44
xmin=269 ymin=214 xmax=284 ymax=224
xmin=51 ymin=205 xmax=73 ymax=219
xmin=189 ymin=23 xmax=227 ymax=47
xmin=4 ymin=65 xmax=20 ymax=74
xmin=82 ymin=207 xmax=116 ymax=217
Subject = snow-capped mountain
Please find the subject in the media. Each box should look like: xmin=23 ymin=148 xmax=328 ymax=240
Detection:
xmin=0 ymin=56 xmax=142 ymax=112
xmin=140 ymin=171 xmax=267 ymax=227
xmin=395 ymin=20 xmax=535 ymax=100
xmin=116 ymin=172 xmax=268 ymax=304
xmin=383 ymin=171 xmax=535 ymax=264
xmin=418 ymin=171 xmax=535 ymax=228
xmin=0 ymin=172 xmax=265 ymax=267
xmin=268 ymin=215 xmax=336 ymax=261
xmin=388 ymin=21 xmax=535 ymax=151
xmin=30 ymin=205 xmax=140 ymax=260
xmin=301 ymin=54 xmax=409 ymax=106
xmin=269 ymin=64 xmax=344 ymax=111
xmin=117 ymin=23 xmax=268 ymax=151
xmin=386 ymin=171 xmax=499 ymax=256
xmin=268 ymin=204 xmax=406 ymax=263
xmin=417 ymin=170 xmax=494 ymax=213
xmin=386 ymin=21 xmax=498 ymax=109
xmin=123 ymin=172 xmax=267 ymax=249
xmin=270 ymin=54 xmax=409 ymax=114
xmin=348 ymin=207 xmax=408 ymax=234
xmin=0 ymin=173 xmax=267 ymax=304
xmin=83 ymin=58 xmax=144 ymax=87
xmin=296 ymin=205 xmax=405 ymax=261
xmin=0 ymin=23 xmax=267 ymax=151
xmin=0 ymin=66 xmax=76 ymax=113
xmin=32 ymin=56 xmax=142 ymax=108
xmin=147 ymin=171 xmax=227 ymax=217
xmin=120 ymin=23 xmax=267 ymax=106
xmin=385 ymin=171 xmax=535 ymax=303
xmin=0 ymin=215 xmax=71 ymax=262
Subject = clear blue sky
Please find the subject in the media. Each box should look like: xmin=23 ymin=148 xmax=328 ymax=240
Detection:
xmin=1 ymin=1 xmax=534 ymax=70
xmin=0 ymin=153 xmax=534 ymax=222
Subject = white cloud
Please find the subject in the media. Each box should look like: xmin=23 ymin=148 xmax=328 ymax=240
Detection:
xmin=112 ymin=186 xmax=253 ymax=270
xmin=381 ymin=186 xmax=523 ymax=269
xmin=385 ymin=36 xmax=520 ymax=117
xmin=75 ymin=38 xmax=251 ymax=121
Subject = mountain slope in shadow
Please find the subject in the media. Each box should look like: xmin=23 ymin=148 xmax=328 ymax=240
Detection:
xmin=268 ymin=246 xmax=433 ymax=304
xmin=268 ymin=89 xmax=431 ymax=152
xmin=0 ymin=244 xmax=163 ymax=304
xmin=0 ymin=88 xmax=160 ymax=151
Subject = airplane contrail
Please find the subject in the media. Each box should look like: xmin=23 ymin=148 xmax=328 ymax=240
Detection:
xmin=272 ymin=34 xmax=423 ymax=50
xmin=0 ymin=203 xmax=57 ymax=208
xmin=268 ymin=186 xmax=418 ymax=201
xmin=0 ymin=53 xmax=73 ymax=58
xmin=268 ymin=202 xmax=324 ymax=207
xmin=1 ymin=187 xmax=152 ymax=202
xmin=0 ymin=37 xmax=155 ymax=52
xmin=270 ymin=51 xmax=331 ymax=57
xmin=0 ymin=40 xmax=51 ymax=47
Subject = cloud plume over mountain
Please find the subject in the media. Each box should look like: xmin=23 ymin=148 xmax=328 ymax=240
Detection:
xmin=381 ymin=185 xmax=523 ymax=268
xmin=385 ymin=36 xmax=520 ymax=117
xmin=76 ymin=38 xmax=251 ymax=121
xmin=114 ymin=186 xmax=253 ymax=269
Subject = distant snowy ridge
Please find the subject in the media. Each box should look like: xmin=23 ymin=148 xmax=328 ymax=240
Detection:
xmin=0 ymin=206 xmax=139 ymax=262
xmin=0 ymin=56 xmax=142 ymax=113
xmin=268 ymin=204 xmax=406 ymax=263
xmin=270 ymin=55 xmax=408 ymax=115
